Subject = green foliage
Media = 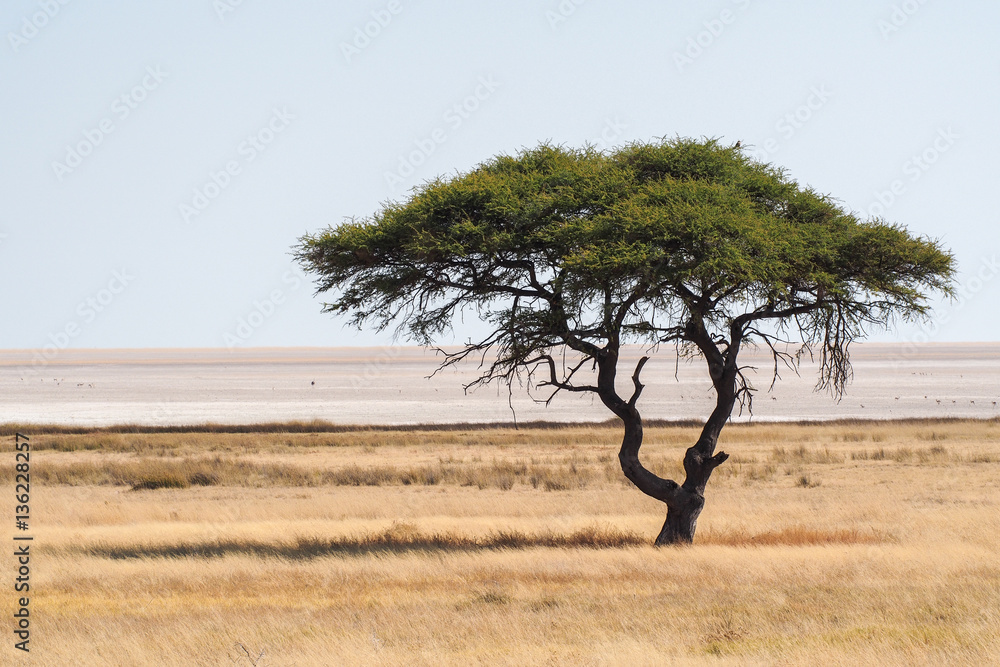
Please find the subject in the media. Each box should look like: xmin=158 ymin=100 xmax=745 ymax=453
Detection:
xmin=295 ymin=137 xmax=954 ymax=400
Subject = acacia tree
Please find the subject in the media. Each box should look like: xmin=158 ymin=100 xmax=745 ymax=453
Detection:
xmin=295 ymin=138 xmax=953 ymax=545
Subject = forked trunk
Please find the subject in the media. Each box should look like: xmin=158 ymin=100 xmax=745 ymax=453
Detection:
xmin=601 ymin=348 xmax=735 ymax=545
xmin=619 ymin=411 xmax=728 ymax=545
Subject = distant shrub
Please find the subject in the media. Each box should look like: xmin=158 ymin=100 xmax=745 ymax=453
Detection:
xmin=796 ymin=475 xmax=820 ymax=488
xmin=130 ymin=474 xmax=189 ymax=491
xmin=188 ymin=471 xmax=219 ymax=486
xmin=472 ymin=590 xmax=511 ymax=606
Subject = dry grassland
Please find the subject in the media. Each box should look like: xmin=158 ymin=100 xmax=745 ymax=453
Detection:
xmin=2 ymin=419 xmax=999 ymax=665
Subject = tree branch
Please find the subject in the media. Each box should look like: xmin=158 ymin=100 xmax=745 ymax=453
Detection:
xmin=628 ymin=356 xmax=650 ymax=408
xmin=528 ymin=354 xmax=600 ymax=399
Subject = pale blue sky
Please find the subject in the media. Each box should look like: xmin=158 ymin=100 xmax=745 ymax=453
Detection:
xmin=2 ymin=1 xmax=997 ymax=351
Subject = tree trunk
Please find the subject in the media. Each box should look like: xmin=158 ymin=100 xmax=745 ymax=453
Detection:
xmin=655 ymin=493 xmax=704 ymax=545
xmin=601 ymin=348 xmax=734 ymax=546
xmin=617 ymin=407 xmax=729 ymax=545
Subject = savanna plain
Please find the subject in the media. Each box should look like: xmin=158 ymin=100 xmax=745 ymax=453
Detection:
xmin=3 ymin=419 xmax=999 ymax=666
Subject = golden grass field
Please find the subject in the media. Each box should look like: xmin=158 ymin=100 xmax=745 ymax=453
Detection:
xmin=2 ymin=419 xmax=999 ymax=665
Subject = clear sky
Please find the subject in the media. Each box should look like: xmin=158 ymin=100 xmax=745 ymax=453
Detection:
xmin=2 ymin=0 xmax=997 ymax=351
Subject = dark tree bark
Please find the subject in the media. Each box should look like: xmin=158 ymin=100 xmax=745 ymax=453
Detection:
xmin=601 ymin=322 xmax=738 ymax=545
xmin=654 ymin=401 xmax=732 ymax=545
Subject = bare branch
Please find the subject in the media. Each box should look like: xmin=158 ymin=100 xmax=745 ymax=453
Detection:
xmin=528 ymin=354 xmax=599 ymax=400
xmin=627 ymin=356 xmax=650 ymax=408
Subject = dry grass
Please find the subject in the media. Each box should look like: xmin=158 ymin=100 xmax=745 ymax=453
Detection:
xmin=58 ymin=523 xmax=648 ymax=560
xmin=2 ymin=418 xmax=999 ymax=665
xmin=14 ymin=454 xmax=615 ymax=491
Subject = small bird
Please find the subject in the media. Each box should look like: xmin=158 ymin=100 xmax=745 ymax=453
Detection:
xmin=734 ymin=140 xmax=742 ymax=149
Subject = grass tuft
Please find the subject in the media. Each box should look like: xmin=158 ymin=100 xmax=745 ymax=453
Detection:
xmin=770 ymin=445 xmax=844 ymax=464
xmin=130 ymin=474 xmax=190 ymax=491
xmin=796 ymin=474 xmax=821 ymax=488
xmin=701 ymin=525 xmax=888 ymax=547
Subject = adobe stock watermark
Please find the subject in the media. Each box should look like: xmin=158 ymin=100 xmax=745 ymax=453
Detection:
xmin=748 ymin=85 xmax=832 ymax=162
xmin=590 ymin=117 xmax=628 ymax=151
xmin=224 ymin=269 xmax=304 ymax=348
xmin=18 ymin=269 xmax=135 ymax=375
xmin=383 ymin=76 xmax=501 ymax=191
xmin=546 ymin=0 xmax=588 ymax=30
xmin=145 ymin=400 xmax=176 ymax=426
xmin=178 ymin=107 xmax=294 ymax=223
xmin=7 ymin=0 xmax=72 ymax=52
xmin=213 ymin=0 xmax=248 ymax=22
xmin=891 ymin=254 xmax=998 ymax=366
xmin=674 ymin=0 xmax=752 ymax=73
xmin=349 ymin=345 xmax=405 ymax=389
xmin=340 ymin=0 xmax=404 ymax=63
xmin=865 ymin=126 xmax=958 ymax=219
xmin=878 ymin=0 xmax=931 ymax=39
xmin=51 ymin=65 xmax=168 ymax=182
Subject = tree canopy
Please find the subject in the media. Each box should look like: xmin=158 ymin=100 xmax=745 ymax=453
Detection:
xmin=295 ymin=137 xmax=954 ymax=543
